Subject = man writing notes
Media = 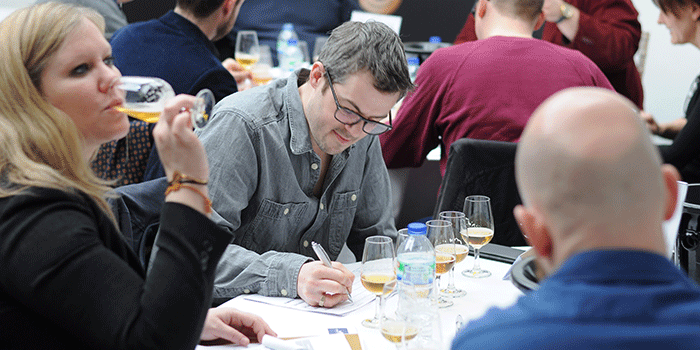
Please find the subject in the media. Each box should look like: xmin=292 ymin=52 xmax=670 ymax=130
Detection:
xmin=380 ymin=0 xmax=612 ymax=175
xmin=452 ymin=87 xmax=700 ymax=349
xmin=197 ymin=21 xmax=413 ymax=307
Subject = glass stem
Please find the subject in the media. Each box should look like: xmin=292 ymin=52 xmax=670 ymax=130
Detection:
xmin=473 ymin=248 xmax=482 ymax=272
xmin=447 ymin=267 xmax=456 ymax=289
xmin=374 ymin=295 xmax=382 ymax=321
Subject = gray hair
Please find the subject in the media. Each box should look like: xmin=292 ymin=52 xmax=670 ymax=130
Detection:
xmin=317 ymin=21 xmax=414 ymax=99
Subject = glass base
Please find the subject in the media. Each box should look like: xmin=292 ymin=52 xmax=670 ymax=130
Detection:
xmin=436 ymin=297 xmax=453 ymax=308
xmin=362 ymin=317 xmax=380 ymax=328
xmin=440 ymin=287 xmax=467 ymax=298
xmin=462 ymin=269 xmax=491 ymax=278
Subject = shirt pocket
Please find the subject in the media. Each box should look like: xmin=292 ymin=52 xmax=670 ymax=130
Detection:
xmin=244 ymin=199 xmax=307 ymax=252
xmin=328 ymin=190 xmax=360 ymax=256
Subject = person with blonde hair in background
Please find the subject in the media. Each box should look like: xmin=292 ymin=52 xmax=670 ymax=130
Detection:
xmin=452 ymin=87 xmax=700 ymax=349
xmin=0 ymin=3 xmax=274 ymax=349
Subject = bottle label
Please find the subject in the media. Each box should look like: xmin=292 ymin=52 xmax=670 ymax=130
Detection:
xmin=396 ymin=253 xmax=435 ymax=287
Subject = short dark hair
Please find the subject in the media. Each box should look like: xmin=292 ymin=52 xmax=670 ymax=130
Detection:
xmin=492 ymin=0 xmax=545 ymax=21
xmin=177 ymin=0 xmax=239 ymax=18
xmin=317 ymin=21 xmax=414 ymax=99
xmin=654 ymin=0 xmax=700 ymax=18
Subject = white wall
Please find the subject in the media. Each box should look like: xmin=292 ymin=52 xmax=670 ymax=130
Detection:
xmin=1 ymin=0 xmax=697 ymax=123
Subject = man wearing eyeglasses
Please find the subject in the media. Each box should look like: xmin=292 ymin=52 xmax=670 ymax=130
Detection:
xmin=196 ymin=21 xmax=413 ymax=307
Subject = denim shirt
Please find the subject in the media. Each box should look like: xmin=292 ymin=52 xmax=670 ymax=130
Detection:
xmin=197 ymin=70 xmax=396 ymax=301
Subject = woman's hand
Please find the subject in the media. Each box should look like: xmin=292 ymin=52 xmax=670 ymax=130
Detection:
xmin=200 ymin=307 xmax=277 ymax=346
xmin=153 ymin=94 xmax=209 ymax=182
xmin=640 ymin=110 xmax=660 ymax=135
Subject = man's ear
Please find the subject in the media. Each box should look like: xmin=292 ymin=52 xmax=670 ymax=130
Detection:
xmin=534 ymin=12 xmax=546 ymax=31
xmin=514 ymin=204 xmax=553 ymax=273
xmin=221 ymin=0 xmax=235 ymax=16
xmin=477 ymin=0 xmax=488 ymax=18
xmin=661 ymin=164 xmax=681 ymax=221
xmin=308 ymin=62 xmax=326 ymax=89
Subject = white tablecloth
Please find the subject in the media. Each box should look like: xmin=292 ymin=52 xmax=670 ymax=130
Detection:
xmin=197 ymin=256 xmax=524 ymax=350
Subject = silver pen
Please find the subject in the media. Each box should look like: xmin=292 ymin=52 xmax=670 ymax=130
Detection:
xmin=311 ymin=241 xmax=353 ymax=303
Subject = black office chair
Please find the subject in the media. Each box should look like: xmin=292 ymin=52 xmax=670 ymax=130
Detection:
xmin=432 ymin=138 xmax=527 ymax=247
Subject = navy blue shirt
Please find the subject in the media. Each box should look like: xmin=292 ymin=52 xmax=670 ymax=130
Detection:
xmin=229 ymin=0 xmax=361 ymax=64
xmin=452 ymin=250 xmax=700 ymax=349
xmin=110 ymin=11 xmax=238 ymax=181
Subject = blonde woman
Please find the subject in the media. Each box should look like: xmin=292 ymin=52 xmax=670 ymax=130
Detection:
xmin=0 ymin=3 xmax=274 ymax=349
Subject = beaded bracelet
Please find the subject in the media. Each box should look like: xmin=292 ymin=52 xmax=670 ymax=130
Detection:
xmin=165 ymin=171 xmax=212 ymax=214
xmin=169 ymin=170 xmax=208 ymax=185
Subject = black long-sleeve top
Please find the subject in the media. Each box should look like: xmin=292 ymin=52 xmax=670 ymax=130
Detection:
xmin=0 ymin=186 xmax=232 ymax=349
xmin=659 ymin=76 xmax=700 ymax=184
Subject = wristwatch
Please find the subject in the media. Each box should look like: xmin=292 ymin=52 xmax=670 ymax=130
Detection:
xmin=556 ymin=2 xmax=574 ymax=24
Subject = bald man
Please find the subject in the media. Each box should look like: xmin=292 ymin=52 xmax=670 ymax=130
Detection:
xmin=451 ymin=87 xmax=700 ymax=350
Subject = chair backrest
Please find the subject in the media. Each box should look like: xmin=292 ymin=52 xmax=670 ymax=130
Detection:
xmin=433 ymin=138 xmax=527 ymax=246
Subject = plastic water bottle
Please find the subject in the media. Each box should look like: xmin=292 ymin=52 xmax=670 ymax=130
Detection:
xmin=276 ymin=23 xmax=298 ymax=63
xmin=396 ymin=222 xmax=435 ymax=303
xmin=279 ymin=39 xmax=304 ymax=73
xmin=407 ymin=56 xmax=420 ymax=83
xmin=428 ymin=35 xmax=442 ymax=52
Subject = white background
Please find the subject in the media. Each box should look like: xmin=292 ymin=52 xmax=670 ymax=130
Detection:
xmin=1 ymin=0 xmax=698 ymax=124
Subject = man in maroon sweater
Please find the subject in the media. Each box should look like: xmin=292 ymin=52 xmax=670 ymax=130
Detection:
xmin=380 ymin=0 xmax=613 ymax=175
xmin=454 ymin=0 xmax=643 ymax=109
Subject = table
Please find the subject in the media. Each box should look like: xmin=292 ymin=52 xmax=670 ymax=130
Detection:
xmin=197 ymin=256 xmax=524 ymax=350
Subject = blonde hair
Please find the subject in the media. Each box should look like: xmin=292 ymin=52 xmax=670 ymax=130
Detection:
xmin=0 ymin=2 xmax=116 ymax=221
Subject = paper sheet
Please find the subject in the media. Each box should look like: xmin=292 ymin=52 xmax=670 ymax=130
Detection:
xmin=243 ymin=266 xmax=376 ymax=316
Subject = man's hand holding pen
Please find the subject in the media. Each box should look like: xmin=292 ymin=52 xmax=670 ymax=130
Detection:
xmin=296 ymin=253 xmax=355 ymax=308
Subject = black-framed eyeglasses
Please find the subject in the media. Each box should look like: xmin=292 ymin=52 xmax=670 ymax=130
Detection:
xmin=325 ymin=69 xmax=392 ymax=135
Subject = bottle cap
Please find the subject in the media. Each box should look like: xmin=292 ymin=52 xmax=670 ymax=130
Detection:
xmin=429 ymin=36 xmax=442 ymax=43
xmin=407 ymin=222 xmax=427 ymax=235
xmin=282 ymin=23 xmax=294 ymax=31
xmin=407 ymin=57 xmax=420 ymax=65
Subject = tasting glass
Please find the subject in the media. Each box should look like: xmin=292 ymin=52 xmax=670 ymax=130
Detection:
xmin=462 ymin=195 xmax=495 ymax=278
xmin=361 ymin=236 xmax=396 ymax=328
xmin=438 ymin=211 xmax=468 ymax=297
xmin=380 ymin=279 xmax=419 ymax=350
xmin=117 ymin=76 xmax=213 ymax=129
xmin=426 ymin=220 xmax=454 ymax=308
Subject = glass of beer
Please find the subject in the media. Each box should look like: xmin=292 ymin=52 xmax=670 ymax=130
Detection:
xmin=426 ymin=220 xmax=455 ymax=308
xmin=116 ymin=76 xmax=214 ymax=129
xmin=438 ymin=211 xmax=468 ymax=297
xmin=235 ymin=30 xmax=260 ymax=70
xmin=462 ymin=195 xmax=495 ymax=278
xmin=361 ymin=236 xmax=396 ymax=328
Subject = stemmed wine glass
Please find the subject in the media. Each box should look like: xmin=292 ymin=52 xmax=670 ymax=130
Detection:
xmin=235 ymin=30 xmax=260 ymax=88
xmin=462 ymin=195 xmax=495 ymax=278
xmin=117 ymin=76 xmax=214 ymax=129
xmin=426 ymin=220 xmax=455 ymax=308
xmin=361 ymin=236 xmax=396 ymax=328
xmin=438 ymin=211 xmax=468 ymax=297
xmin=380 ymin=279 xmax=419 ymax=350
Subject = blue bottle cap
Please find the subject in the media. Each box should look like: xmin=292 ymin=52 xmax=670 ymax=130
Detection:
xmin=429 ymin=36 xmax=442 ymax=43
xmin=282 ymin=23 xmax=294 ymax=31
xmin=407 ymin=222 xmax=427 ymax=235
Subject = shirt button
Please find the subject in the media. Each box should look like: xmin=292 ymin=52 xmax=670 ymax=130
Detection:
xmin=284 ymin=208 xmax=290 ymax=215
xmin=280 ymin=289 xmax=288 ymax=296
xmin=243 ymin=289 xmax=251 ymax=294
xmin=319 ymin=203 xmax=324 ymax=210
xmin=303 ymin=240 xmax=309 ymax=247
xmin=351 ymin=194 xmax=357 ymax=201
xmin=311 ymin=163 xmax=319 ymax=170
